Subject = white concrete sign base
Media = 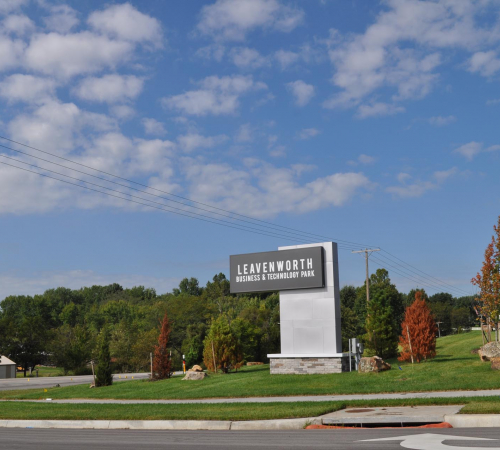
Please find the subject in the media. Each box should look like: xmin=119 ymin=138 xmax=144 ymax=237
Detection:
xmin=268 ymin=242 xmax=348 ymax=374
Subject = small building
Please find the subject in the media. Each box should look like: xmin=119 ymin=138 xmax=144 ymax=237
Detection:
xmin=0 ymin=355 xmax=16 ymax=379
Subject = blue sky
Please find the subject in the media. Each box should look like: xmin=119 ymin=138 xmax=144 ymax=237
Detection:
xmin=0 ymin=0 xmax=499 ymax=299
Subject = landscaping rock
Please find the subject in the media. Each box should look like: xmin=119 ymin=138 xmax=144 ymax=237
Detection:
xmin=491 ymin=358 xmax=500 ymax=370
xmin=188 ymin=365 xmax=203 ymax=372
xmin=358 ymin=356 xmax=391 ymax=373
xmin=479 ymin=341 xmax=500 ymax=361
xmin=182 ymin=372 xmax=207 ymax=381
xmin=246 ymin=362 xmax=264 ymax=366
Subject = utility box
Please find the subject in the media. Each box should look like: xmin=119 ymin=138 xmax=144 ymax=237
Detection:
xmin=0 ymin=355 xmax=17 ymax=379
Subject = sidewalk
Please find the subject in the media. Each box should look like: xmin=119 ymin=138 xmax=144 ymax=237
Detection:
xmin=2 ymin=388 xmax=500 ymax=404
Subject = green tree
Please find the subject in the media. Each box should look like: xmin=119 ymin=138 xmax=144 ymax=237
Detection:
xmin=364 ymin=297 xmax=398 ymax=359
xmin=340 ymin=285 xmax=357 ymax=310
xmin=173 ymin=278 xmax=202 ymax=296
xmin=50 ymin=324 xmax=93 ymax=375
xmin=203 ymin=315 xmax=242 ymax=373
xmin=95 ymin=327 xmax=113 ymax=387
xmin=341 ymin=305 xmax=358 ymax=351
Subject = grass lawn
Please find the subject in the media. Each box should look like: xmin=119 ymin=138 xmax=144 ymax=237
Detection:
xmin=1 ymin=397 xmax=500 ymax=421
xmin=1 ymin=332 xmax=496 ymax=401
xmin=16 ymin=367 xmax=64 ymax=378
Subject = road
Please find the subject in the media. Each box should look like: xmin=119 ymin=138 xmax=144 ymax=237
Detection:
xmin=0 ymin=373 xmax=152 ymax=391
xmin=1 ymin=428 xmax=500 ymax=449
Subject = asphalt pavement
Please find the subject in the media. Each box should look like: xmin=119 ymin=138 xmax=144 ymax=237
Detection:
xmin=0 ymin=373 xmax=151 ymax=391
xmin=1 ymin=428 xmax=500 ymax=449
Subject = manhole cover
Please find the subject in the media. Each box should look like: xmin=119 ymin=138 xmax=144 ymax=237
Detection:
xmin=345 ymin=409 xmax=375 ymax=413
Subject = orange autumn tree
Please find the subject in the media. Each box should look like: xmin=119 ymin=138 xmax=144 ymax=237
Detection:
xmin=472 ymin=215 xmax=500 ymax=341
xmin=152 ymin=311 xmax=172 ymax=380
xmin=398 ymin=291 xmax=437 ymax=363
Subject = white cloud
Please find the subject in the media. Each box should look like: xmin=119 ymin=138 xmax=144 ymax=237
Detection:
xmin=235 ymin=123 xmax=253 ymax=142
xmin=183 ymin=158 xmax=371 ymax=218
xmin=109 ymin=104 xmax=135 ymax=120
xmin=468 ymin=51 xmax=500 ymax=77
xmin=428 ymin=115 xmax=456 ymax=126
xmin=24 ymin=31 xmax=133 ymax=78
xmin=177 ymin=133 xmax=228 ymax=153
xmin=142 ymin=118 xmax=167 ymax=136
xmin=8 ymin=100 xmax=117 ymax=156
xmin=359 ymin=154 xmax=375 ymax=165
xmin=0 ymin=74 xmax=57 ymax=103
xmin=230 ymin=47 xmax=268 ymax=68
xmin=323 ymin=0 xmax=497 ymax=112
xmin=486 ymin=98 xmax=500 ymax=105
xmin=433 ymin=166 xmax=458 ymax=183
xmin=2 ymin=14 xmax=35 ymax=35
xmin=269 ymin=145 xmax=286 ymax=157
xmin=347 ymin=154 xmax=376 ymax=166
xmin=0 ymin=35 xmax=24 ymax=72
xmin=286 ymin=80 xmax=315 ymax=106
xmin=454 ymin=141 xmax=483 ymax=160
xmin=162 ymin=75 xmax=267 ymax=116
xmin=0 ymin=0 xmax=28 ymax=14
xmin=88 ymin=3 xmax=163 ymax=47
xmin=43 ymin=5 xmax=79 ymax=33
xmin=357 ymin=102 xmax=405 ymax=118
xmin=197 ymin=0 xmax=304 ymax=41
xmin=0 ymin=270 xmax=180 ymax=299
xmin=386 ymin=167 xmax=457 ymax=198
xmin=275 ymin=49 xmax=300 ymax=69
xmin=298 ymin=128 xmax=320 ymax=140
xmin=73 ymin=74 xmax=144 ymax=104
xmin=195 ymin=44 xmax=226 ymax=61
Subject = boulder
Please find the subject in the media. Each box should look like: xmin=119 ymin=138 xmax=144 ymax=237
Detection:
xmin=188 ymin=365 xmax=203 ymax=372
xmin=182 ymin=371 xmax=207 ymax=381
xmin=358 ymin=356 xmax=391 ymax=373
xmin=478 ymin=341 xmax=500 ymax=361
xmin=246 ymin=362 xmax=264 ymax=366
xmin=491 ymin=358 xmax=500 ymax=371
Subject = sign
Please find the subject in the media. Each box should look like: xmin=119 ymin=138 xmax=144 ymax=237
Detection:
xmin=230 ymin=246 xmax=324 ymax=294
xmin=361 ymin=433 xmax=499 ymax=449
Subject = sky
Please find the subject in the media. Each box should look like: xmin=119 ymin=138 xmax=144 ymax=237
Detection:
xmin=0 ymin=0 xmax=499 ymax=300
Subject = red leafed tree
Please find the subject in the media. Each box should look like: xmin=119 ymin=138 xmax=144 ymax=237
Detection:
xmin=152 ymin=312 xmax=172 ymax=380
xmin=472 ymin=215 xmax=500 ymax=340
xmin=398 ymin=291 xmax=438 ymax=363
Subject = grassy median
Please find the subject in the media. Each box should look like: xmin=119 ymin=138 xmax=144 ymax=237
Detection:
xmin=0 ymin=332 xmax=497 ymax=401
xmin=0 ymin=398 xmax=499 ymax=421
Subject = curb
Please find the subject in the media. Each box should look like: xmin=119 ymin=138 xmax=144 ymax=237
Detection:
xmin=0 ymin=418 xmax=319 ymax=431
xmin=445 ymin=414 xmax=500 ymax=428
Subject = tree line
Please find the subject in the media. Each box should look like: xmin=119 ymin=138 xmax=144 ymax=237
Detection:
xmin=0 ymin=266 xmax=476 ymax=375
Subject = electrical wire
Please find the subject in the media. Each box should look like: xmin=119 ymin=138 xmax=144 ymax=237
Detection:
xmin=0 ymin=134 xmax=473 ymax=295
xmin=0 ymin=136 xmax=373 ymax=249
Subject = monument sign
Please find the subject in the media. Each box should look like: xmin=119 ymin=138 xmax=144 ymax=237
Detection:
xmin=230 ymin=242 xmax=348 ymax=375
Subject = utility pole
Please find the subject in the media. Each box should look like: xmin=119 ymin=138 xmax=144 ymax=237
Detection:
xmin=352 ymin=248 xmax=380 ymax=304
xmin=436 ymin=321 xmax=442 ymax=338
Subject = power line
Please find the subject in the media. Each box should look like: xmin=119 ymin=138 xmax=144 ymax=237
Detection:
xmin=370 ymin=255 xmax=459 ymax=295
xmin=0 ymin=159 xmax=346 ymax=246
xmin=0 ymin=136 xmax=373 ymax=250
xmin=380 ymin=250 xmax=472 ymax=296
xmin=373 ymin=252 xmax=471 ymax=297
xmin=0 ymin=135 xmax=473 ymax=294
xmin=0 ymin=152 xmax=360 ymax=248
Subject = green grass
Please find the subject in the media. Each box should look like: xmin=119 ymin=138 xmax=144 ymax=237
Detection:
xmin=1 ymin=332 xmax=496 ymax=401
xmin=1 ymin=397 xmax=499 ymax=420
xmin=16 ymin=367 xmax=64 ymax=378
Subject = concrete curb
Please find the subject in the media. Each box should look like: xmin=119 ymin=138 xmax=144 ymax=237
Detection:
xmin=0 ymin=418 xmax=319 ymax=431
xmin=445 ymin=414 xmax=500 ymax=428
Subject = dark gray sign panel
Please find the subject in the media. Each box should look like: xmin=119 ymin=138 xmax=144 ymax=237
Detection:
xmin=230 ymin=247 xmax=324 ymax=294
